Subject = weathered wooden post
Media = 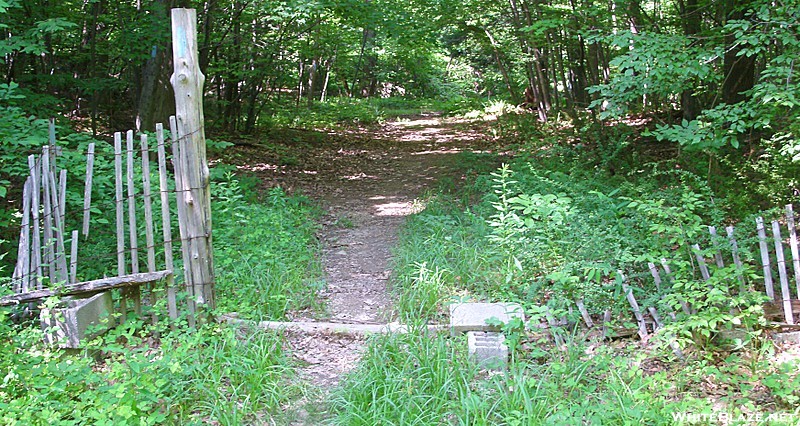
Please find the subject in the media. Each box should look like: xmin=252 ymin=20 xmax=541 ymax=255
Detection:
xmin=170 ymin=8 xmax=215 ymax=312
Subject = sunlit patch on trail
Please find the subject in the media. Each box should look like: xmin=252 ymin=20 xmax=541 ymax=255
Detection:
xmin=337 ymin=148 xmax=370 ymax=156
xmin=238 ymin=163 xmax=279 ymax=172
xmin=373 ymin=199 xmax=426 ymax=216
xmin=391 ymin=118 xmax=440 ymax=127
xmin=410 ymin=148 xmax=462 ymax=155
xmin=341 ymin=172 xmax=378 ymax=180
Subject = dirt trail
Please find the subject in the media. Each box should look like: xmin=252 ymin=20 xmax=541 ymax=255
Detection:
xmin=232 ymin=114 xmax=491 ymax=423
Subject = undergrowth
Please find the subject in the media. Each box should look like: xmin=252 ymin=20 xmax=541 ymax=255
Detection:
xmin=341 ymin=113 xmax=800 ymax=424
xmin=0 ymin=312 xmax=297 ymax=425
xmin=332 ymin=330 xmax=799 ymax=425
xmin=1 ymin=165 xmax=321 ymax=424
xmin=212 ymin=170 xmax=324 ymax=320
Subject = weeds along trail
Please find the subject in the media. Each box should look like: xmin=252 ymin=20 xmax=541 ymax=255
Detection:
xmin=226 ymin=115 xmax=495 ymax=423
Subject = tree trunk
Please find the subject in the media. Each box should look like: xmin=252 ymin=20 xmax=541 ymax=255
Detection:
xmin=722 ymin=0 xmax=755 ymax=105
xmin=679 ymin=0 xmax=701 ymax=120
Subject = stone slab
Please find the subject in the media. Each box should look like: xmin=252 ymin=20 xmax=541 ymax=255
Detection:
xmin=41 ymin=291 xmax=113 ymax=348
xmin=773 ymin=331 xmax=800 ymax=345
xmin=467 ymin=331 xmax=508 ymax=370
xmin=449 ymin=302 xmax=524 ymax=336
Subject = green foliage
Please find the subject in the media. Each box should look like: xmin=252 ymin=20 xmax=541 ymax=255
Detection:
xmin=213 ymin=176 xmax=324 ymax=320
xmin=0 ymin=313 xmax=297 ymax=425
xmin=331 ymin=330 xmax=476 ymax=425
xmin=589 ymin=31 xmax=717 ymax=119
xmin=333 ymin=330 xmax=800 ymax=424
xmin=394 ymin=262 xmax=450 ymax=323
xmin=647 ymin=0 xmax=800 ymax=156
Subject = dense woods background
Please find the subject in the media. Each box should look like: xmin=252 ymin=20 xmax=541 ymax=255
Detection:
xmin=2 ymin=2 xmax=800 ymax=423
xmin=2 ymin=0 xmax=797 ymax=134
xmin=0 ymin=0 xmax=798 ymax=262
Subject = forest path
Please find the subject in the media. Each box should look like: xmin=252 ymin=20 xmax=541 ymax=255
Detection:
xmin=231 ymin=114 xmax=493 ymax=424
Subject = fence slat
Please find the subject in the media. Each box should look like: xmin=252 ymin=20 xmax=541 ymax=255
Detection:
xmin=58 ymin=169 xmax=67 ymax=225
xmin=82 ymin=143 xmax=95 ymax=237
xmin=50 ymin=169 xmax=68 ymax=284
xmin=726 ymin=226 xmax=747 ymax=293
xmin=141 ymin=134 xmax=157 ymax=325
xmin=647 ymin=262 xmax=677 ymax=320
xmin=13 ymin=178 xmax=32 ymax=292
xmin=69 ymin=230 xmax=78 ymax=284
xmin=708 ymin=226 xmax=725 ymax=268
xmin=602 ymin=310 xmax=612 ymax=339
xmin=114 ymin=133 xmax=126 ymax=276
xmin=772 ymin=221 xmax=794 ymax=324
xmin=114 ymin=133 xmax=128 ymax=319
xmin=126 ymin=130 xmax=140 ymax=275
xmin=787 ymin=205 xmax=800 ymax=299
xmin=28 ymin=156 xmax=42 ymax=288
xmin=756 ymin=217 xmax=775 ymax=300
xmin=575 ymin=298 xmax=594 ymax=328
xmin=141 ymin=134 xmax=156 ymax=273
xmin=619 ymin=271 xmax=648 ymax=340
xmin=170 ymin=116 xmax=196 ymax=326
xmin=156 ymin=122 xmax=178 ymax=320
xmin=647 ymin=262 xmax=662 ymax=290
xmin=692 ymin=244 xmax=711 ymax=281
xmin=126 ymin=130 xmax=142 ymax=314
xmin=41 ymin=149 xmax=56 ymax=285
xmin=648 ymin=306 xmax=684 ymax=359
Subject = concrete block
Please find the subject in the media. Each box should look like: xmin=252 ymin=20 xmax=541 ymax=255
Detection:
xmin=467 ymin=331 xmax=508 ymax=370
xmin=773 ymin=331 xmax=800 ymax=345
xmin=41 ymin=292 xmax=113 ymax=348
xmin=449 ymin=302 xmax=524 ymax=336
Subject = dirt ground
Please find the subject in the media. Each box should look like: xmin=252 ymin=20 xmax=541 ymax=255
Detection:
xmin=226 ymin=114 xmax=495 ymax=423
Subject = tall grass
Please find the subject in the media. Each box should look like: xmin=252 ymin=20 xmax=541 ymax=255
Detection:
xmin=212 ymin=176 xmax=324 ymax=320
xmin=330 ymin=330 xmax=477 ymax=425
xmin=0 ymin=316 xmax=298 ymax=425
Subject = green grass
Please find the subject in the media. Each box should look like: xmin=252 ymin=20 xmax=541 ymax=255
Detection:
xmin=0 ymin=315 xmax=298 ymax=425
xmin=331 ymin=328 xmax=800 ymax=425
xmin=332 ymin=330 xmax=772 ymax=425
xmin=334 ymin=115 xmax=800 ymax=425
xmin=330 ymin=330 xmax=477 ymax=425
xmin=212 ymin=176 xmax=324 ymax=320
xmin=0 ymin=168 xmax=322 ymax=425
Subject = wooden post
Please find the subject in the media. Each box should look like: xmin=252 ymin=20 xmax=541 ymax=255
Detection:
xmin=28 ymin=156 xmax=42 ymax=288
xmin=786 ymin=205 xmax=800 ymax=299
xmin=114 ymin=133 xmax=128 ymax=318
xmin=708 ymin=226 xmax=725 ymax=268
xmin=69 ymin=230 xmax=78 ymax=284
xmin=726 ymin=226 xmax=747 ymax=293
xmin=171 ymin=8 xmax=215 ymax=311
xmin=41 ymin=149 xmax=55 ymax=284
xmin=575 ymin=298 xmax=594 ymax=328
xmin=772 ymin=221 xmax=794 ymax=324
xmin=157 ymin=123 xmax=179 ymax=321
xmin=619 ymin=271 xmax=648 ymax=341
xmin=756 ymin=217 xmax=776 ymax=300
xmin=691 ymin=244 xmax=711 ymax=282
xmin=13 ymin=178 xmax=32 ymax=293
xmin=170 ymin=116 xmax=196 ymax=327
xmin=141 ymin=134 xmax=156 ymax=273
xmin=126 ymin=130 xmax=142 ymax=314
xmin=82 ymin=143 xmax=95 ymax=237
xmin=114 ymin=133 xmax=126 ymax=276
